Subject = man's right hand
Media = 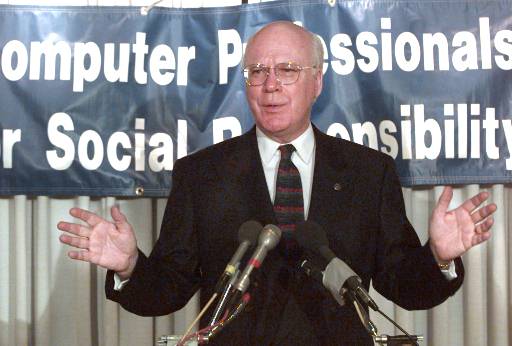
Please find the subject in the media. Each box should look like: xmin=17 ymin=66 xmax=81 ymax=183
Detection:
xmin=58 ymin=206 xmax=139 ymax=280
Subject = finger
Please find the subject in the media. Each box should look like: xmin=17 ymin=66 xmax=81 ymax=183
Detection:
xmin=68 ymin=250 xmax=92 ymax=262
xmin=475 ymin=216 xmax=494 ymax=234
xmin=461 ymin=191 xmax=490 ymax=213
xmin=57 ymin=221 xmax=91 ymax=238
xmin=111 ymin=205 xmax=129 ymax=230
xmin=435 ymin=186 xmax=453 ymax=213
xmin=59 ymin=234 xmax=89 ymax=249
xmin=471 ymin=203 xmax=497 ymax=223
xmin=471 ymin=231 xmax=491 ymax=247
xmin=69 ymin=207 xmax=103 ymax=227
xmin=111 ymin=205 xmax=127 ymax=223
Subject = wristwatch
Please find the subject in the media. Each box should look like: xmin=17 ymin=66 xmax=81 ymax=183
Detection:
xmin=438 ymin=261 xmax=451 ymax=270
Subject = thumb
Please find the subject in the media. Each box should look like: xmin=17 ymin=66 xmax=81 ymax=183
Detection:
xmin=111 ymin=205 xmax=128 ymax=225
xmin=435 ymin=186 xmax=453 ymax=213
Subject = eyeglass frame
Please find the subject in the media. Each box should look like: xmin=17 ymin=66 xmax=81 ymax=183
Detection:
xmin=242 ymin=62 xmax=318 ymax=86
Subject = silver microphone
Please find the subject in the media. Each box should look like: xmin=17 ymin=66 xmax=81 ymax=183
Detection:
xmin=214 ymin=220 xmax=262 ymax=294
xmin=225 ymin=224 xmax=281 ymax=312
xmin=233 ymin=224 xmax=281 ymax=294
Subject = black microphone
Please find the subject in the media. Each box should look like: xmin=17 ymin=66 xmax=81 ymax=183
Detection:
xmin=299 ymin=259 xmax=324 ymax=283
xmin=300 ymin=258 xmax=348 ymax=307
xmin=295 ymin=221 xmax=378 ymax=311
xmin=227 ymin=224 xmax=281 ymax=309
xmin=214 ymin=220 xmax=262 ymax=294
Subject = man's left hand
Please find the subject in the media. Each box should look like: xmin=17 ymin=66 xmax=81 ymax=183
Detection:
xmin=429 ymin=186 xmax=497 ymax=264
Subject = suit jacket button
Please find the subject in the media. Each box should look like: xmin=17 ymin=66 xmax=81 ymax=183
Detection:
xmin=333 ymin=183 xmax=342 ymax=191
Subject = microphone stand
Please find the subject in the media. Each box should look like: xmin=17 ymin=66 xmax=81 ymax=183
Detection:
xmin=352 ymin=298 xmax=378 ymax=338
xmin=208 ymin=270 xmax=239 ymax=326
xmin=204 ymin=292 xmax=251 ymax=342
xmin=351 ymin=296 xmax=423 ymax=346
xmin=156 ymin=292 xmax=251 ymax=345
xmin=374 ymin=334 xmax=424 ymax=345
xmin=298 ymin=258 xmax=423 ymax=346
xmin=371 ymin=308 xmax=423 ymax=346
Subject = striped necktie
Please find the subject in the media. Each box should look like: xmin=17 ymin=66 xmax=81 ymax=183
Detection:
xmin=273 ymin=144 xmax=305 ymax=236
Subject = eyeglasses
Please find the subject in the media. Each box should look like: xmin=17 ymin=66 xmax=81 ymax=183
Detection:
xmin=243 ymin=62 xmax=317 ymax=86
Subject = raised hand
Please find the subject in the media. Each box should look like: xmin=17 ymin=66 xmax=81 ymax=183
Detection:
xmin=58 ymin=206 xmax=139 ymax=279
xmin=429 ymin=186 xmax=497 ymax=263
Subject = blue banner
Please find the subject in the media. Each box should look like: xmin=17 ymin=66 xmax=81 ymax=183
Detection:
xmin=0 ymin=1 xmax=511 ymax=196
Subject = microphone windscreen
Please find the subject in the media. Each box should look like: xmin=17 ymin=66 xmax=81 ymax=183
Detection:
xmin=259 ymin=224 xmax=282 ymax=249
xmin=295 ymin=221 xmax=329 ymax=251
xmin=238 ymin=220 xmax=263 ymax=245
xmin=322 ymin=257 xmax=358 ymax=306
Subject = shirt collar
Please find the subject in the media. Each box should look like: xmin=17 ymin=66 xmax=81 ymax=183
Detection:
xmin=256 ymin=124 xmax=315 ymax=164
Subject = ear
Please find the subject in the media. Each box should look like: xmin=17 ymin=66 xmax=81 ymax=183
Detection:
xmin=314 ymin=67 xmax=323 ymax=99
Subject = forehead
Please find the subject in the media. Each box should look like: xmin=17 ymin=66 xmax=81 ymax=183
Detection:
xmin=244 ymin=24 xmax=312 ymax=64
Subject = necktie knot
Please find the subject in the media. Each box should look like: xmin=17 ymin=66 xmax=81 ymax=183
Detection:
xmin=278 ymin=144 xmax=296 ymax=161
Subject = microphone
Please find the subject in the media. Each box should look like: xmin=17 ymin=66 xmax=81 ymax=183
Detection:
xmin=300 ymin=259 xmax=346 ymax=306
xmin=227 ymin=224 xmax=282 ymax=309
xmin=299 ymin=258 xmax=342 ymax=300
xmin=295 ymin=221 xmax=378 ymax=311
xmin=297 ymin=224 xmax=418 ymax=346
xmin=300 ymin=259 xmax=323 ymax=283
xmin=214 ymin=220 xmax=262 ymax=294
xmin=323 ymin=258 xmax=378 ymax=311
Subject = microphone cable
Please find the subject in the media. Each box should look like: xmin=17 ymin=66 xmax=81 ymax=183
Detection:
xmin=206 ymin=292 xmax=251 ymax=340
xmin=177 ymin=293 xmax=251 ymax=345
xmin=177 ymin=293 xmax=218 ymax=346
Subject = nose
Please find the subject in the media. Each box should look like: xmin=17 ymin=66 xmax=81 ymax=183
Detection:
xmin=263 ymin=67 xmax=281 ymax=92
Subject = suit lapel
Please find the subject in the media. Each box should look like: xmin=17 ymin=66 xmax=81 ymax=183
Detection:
xmin=220 ymin=126 xmax=357 ymax=229
xmin=308 ymin=128 xmax=357 ymax=241
xmin=220 ymin=127 xmax=276 ymax=225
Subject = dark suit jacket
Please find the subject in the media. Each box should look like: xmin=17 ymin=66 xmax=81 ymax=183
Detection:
xmin=106 ymin=125 xmax=463 ymax=345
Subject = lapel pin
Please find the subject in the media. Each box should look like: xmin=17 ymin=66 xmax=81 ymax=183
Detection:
xmin=333 ymin=183 xmax=342 ymax=191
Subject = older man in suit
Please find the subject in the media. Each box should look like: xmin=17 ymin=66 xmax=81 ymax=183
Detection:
xmin=58 ymin=21 xmax=497 ymax=345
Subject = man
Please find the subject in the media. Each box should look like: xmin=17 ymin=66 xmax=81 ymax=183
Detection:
xmin=58 ymin=21 xmax=496 ymax=345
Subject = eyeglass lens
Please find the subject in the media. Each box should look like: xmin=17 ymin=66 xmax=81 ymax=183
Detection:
xmin=244 ymin=63 xmax=301 ymax=85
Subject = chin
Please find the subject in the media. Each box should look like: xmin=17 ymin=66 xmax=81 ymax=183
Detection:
xmin=259 ymin=121 xmax=290 ymax=134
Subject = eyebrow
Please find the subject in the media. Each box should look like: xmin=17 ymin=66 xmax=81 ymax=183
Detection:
xmin=246 ymin=62 xmax=299 ymax=67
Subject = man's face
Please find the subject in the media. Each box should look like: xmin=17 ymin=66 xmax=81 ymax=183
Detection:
xmin=244 ymin=23 xmax=323 ymax=143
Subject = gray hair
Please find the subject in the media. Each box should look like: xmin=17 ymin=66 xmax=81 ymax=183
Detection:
xmin=310 ymin=32 xmax=324 ymax=68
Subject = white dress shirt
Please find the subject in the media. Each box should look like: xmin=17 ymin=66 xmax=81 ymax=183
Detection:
xmin=256 ymin=124 xmax=315 ymax=219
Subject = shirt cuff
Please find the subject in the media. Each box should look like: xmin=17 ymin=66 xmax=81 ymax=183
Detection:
xmin=113 ymin=272 xmax=130 ymax=291
xmin=440 ymin=260 xmax=458 ymax=280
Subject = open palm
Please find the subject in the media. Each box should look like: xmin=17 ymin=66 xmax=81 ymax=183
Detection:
xmin=58 ymin=206 xmax=138 ymax=276
xmin=429 ymin=187 xmax=497 ymax=262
